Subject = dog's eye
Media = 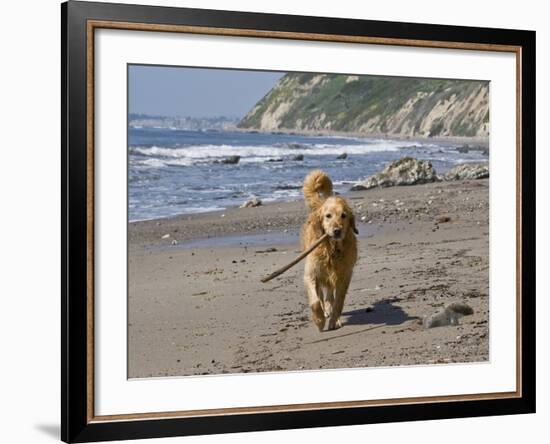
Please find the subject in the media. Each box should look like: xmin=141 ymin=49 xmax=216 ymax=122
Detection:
xmin=341 ymin=213 xmax=347 ymax=219
xmin=325 ymin=214 xmax=332 ymax=219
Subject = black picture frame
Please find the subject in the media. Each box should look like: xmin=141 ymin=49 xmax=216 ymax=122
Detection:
xmin=62 ymin=1 xmax=536 ymax=442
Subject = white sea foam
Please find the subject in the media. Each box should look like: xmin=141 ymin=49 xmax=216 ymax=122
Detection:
xmin=129 ymin=205 xmax=225 ymax=222
xmin=129 ymin=141 xmax=405 ymax=168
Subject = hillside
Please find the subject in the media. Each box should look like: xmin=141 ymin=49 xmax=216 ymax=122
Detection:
xmin=238 ymin=73 xmax=489 ymax=138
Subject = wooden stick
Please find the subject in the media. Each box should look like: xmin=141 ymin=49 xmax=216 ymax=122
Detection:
xmin=261 ymin=233 xmax=329 ymax=283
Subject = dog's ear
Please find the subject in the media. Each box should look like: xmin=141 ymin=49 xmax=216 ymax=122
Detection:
xmin=310 ymin=209 xmax=325 ymax=237
xmin=350 ymin=212 xmax=359 ymax=235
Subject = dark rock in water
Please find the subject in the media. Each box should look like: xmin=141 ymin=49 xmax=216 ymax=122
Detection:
xmin=275 ymin=183 xmax=301 ymax=190
xmin=216 ymin=155 xmax=240 ymax=164
xmin=350 ymin=157 xmax=439 ymax=191
xmin=240 ymin=197 xmax=262 ymax=208
xmin=291 ymin=154 xmax=304 ymax=161
xmin=423 ymin=302 xmax=474 ymax=328
xmin=444 ymin=163 xmax=489 ymax=181
xmin=288 ymin=143 xmax=306 ymax=149
xmin=267 ymin=157 xmax=284 ymax=162
xmin=336 ymin=152 xmax=348 ymax=160
xmin=457 ymin=144 xmax=489 ymax=155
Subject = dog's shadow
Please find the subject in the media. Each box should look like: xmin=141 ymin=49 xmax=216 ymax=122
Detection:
xmin=342 ymin=300 xmax=418 ymax=327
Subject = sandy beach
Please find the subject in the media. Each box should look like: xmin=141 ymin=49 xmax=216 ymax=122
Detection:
xmin=128 ymin=178 xmax=489 ymax=378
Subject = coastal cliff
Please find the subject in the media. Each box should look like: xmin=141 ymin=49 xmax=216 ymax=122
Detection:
xmin=238 ymin=73 xmax=489 ymax=138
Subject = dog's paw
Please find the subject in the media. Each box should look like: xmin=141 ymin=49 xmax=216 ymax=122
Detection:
xmin=311 ymin=302 xmax=326 ymax=332
xmin=327 ymin=317 xmax=343 ymax=331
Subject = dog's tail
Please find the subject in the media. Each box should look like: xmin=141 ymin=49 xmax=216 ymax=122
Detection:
xmin=303 ymin=170 xmax=333 ymax=211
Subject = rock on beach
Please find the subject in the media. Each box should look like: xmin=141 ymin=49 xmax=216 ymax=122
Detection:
xmin=444 ymin=163 xmax=489 ymax=181
xmin=423 ymin=302 xmax=474 ymax=328
xmin=240 ymin=197 xmax=262 ymax=208
xmin=350 ymin=157 xmax=439 ymax=191
xmin=351 ymin=157 xmax=490 ymax=191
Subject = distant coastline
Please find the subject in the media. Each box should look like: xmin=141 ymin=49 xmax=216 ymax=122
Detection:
xmin=128 ymin=114 xmax=489 ymax=147
xmin=232 ymin=126 xmax=489 ymax=147
xmin=128 ymin=113 xmax=239 ymax=132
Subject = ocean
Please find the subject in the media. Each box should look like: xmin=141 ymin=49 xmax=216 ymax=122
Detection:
xmin=128 ymin=127 xmax=487 ymax=222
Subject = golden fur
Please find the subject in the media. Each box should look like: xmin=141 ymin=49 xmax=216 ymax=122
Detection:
xmin=301 ymin=170 xmax=358 ymax=331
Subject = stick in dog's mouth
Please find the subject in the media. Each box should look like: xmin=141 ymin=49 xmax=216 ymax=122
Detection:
xmin=260 ymin=233 xmax=329 ymax=283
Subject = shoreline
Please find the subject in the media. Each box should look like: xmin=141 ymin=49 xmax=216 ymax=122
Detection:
xmin=129 ymin=176 xmax=488 ymax=246
xmin=128 ymin=127 xmax=490 ymax=223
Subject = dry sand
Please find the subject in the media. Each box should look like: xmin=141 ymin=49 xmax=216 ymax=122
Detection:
xmin=128 ymin=179 xmax=489 ymax=378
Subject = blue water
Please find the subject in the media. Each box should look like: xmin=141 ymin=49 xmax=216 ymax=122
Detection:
xmin=128 ymin=127 xmax=487 ymax=222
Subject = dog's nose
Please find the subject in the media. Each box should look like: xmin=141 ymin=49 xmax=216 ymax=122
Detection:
xmin=333 ymin=228 xmax=342 ymax=237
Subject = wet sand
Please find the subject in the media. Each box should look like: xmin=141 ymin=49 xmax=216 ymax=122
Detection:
xmin=128 ymin=179 xmax=489 ymax=378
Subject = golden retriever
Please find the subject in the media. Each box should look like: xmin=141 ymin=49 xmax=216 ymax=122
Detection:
xmin=301 ymin=170 xmax=358 ymax=332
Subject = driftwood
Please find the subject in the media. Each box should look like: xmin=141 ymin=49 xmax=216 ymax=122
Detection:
xmin=260 ymin=233 xmax=329 ymax=283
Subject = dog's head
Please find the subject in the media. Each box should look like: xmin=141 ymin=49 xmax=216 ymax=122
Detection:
xmin=317 ymin=196 xmax=358 ymax=240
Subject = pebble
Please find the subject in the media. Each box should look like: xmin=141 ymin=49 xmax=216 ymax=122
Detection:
xmin=161 ymin=233 xmax=170 ymax=239
xmin=435 ymin=215 xmax=451 ymax=224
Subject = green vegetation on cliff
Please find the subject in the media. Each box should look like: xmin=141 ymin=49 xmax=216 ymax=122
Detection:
xmin=238 ymin=73 xmax=489 ymax=138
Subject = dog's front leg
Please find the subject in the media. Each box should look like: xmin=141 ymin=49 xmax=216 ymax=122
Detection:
xmin=327 ymin=280 xmax=350 ymax=330
xmin=304 ymin=275 xmax=325 ymax=332
xmin=324 ymin=287 xmax=334 ymax=319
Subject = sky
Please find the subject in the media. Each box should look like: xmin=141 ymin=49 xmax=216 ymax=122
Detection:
xmin=129 ymin=65 xmax=284 ymax=118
